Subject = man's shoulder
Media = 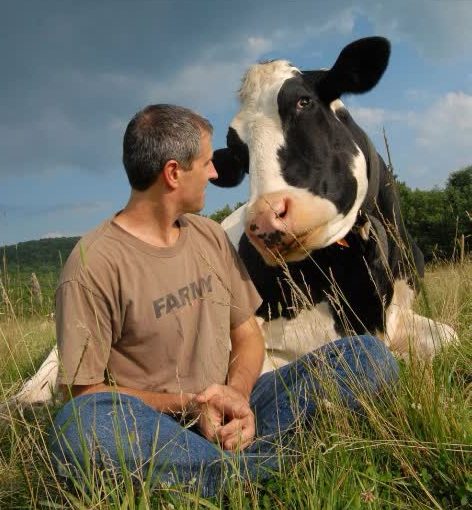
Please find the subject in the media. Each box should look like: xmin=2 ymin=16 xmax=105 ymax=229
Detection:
xmin=184 ymin=214 xmax=231 ymax=249
xmin=60 ymin=219 xmax=117 ymax=283
xmin=184 ymin=214 xmax=227 ymax=239
xmin=184 ymin=213 xmax=223 ymax=230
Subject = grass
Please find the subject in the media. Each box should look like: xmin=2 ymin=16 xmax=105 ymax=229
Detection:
xmin=0 ymin=261 xmax=471 ymax=509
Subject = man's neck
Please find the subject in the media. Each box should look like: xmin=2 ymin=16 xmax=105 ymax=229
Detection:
xmin=113 ymin=193 xmax=182 ymax=248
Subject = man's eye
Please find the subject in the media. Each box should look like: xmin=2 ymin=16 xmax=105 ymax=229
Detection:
xmin=297 ymin=97 xmax=312 ymax=109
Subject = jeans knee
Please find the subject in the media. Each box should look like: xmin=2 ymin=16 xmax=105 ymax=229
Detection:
xmin=354 ymin=335 xmax=399 ymax=385
xmin=327 ymin=335 xmax=399 ymax=387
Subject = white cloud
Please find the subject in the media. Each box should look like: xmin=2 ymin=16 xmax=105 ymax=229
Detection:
xmin=358 ymin=0 xmax=472 ymax=59
xmin=413 ymin=92 xmax=472 ymax=149
xmin=57 ymin=201 xmax=112 ymax=215
xmin=412 ymin=93 xmax=472 ymax=183
xmin=247 ymin=36 xmax=272 ymax=55
xmin=347 ymin=92 xmax=472 ymax=187
xmin=40 ymin=231 xmax=75 ymax=239
xmin=347 ymin=106 xmax=409 ymax=131
xmin=307 ymin=8 xmax=356 ymax=37
xmin=144 ymin=35 xmax=282 ymax=113
xmin=404 ymin=89 xmax=437 ymax=103
xmin=260 ymin=7 xmax=356 ymax=55
xmin=145 ymin=61 xmax=243 ymax=113
xmin=138 ymin=9 xmax=357 ymax=115
xmin=108 ymin=116 xmax=126 ymax=132
xmin=350 ymin=93 xmax=472 ymax=150
xmin=347 ymin=107 xmax=388 ymax=130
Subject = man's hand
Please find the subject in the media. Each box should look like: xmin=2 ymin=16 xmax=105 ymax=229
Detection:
xmin=193 ymin=399 xmax=223 ymax=443
xmin=194 ymin=384 xmax=255 ymax=451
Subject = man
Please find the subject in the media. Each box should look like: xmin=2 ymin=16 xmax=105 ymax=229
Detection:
xmin=50 ymin=104 xmax=398 ymax=497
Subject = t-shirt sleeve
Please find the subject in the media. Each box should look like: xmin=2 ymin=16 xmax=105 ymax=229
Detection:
xmin=224 ymin=235 xmax=263 ymax=329
xmin=56 ymin=280 xmax=112 ymax=386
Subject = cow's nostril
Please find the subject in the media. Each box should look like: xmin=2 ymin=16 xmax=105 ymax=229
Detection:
xmin=272 ymin=198 xmax=289 ymax=220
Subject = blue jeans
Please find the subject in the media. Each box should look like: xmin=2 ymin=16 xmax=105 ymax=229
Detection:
xmin=49 ymin=336 xmax=398 ymax=497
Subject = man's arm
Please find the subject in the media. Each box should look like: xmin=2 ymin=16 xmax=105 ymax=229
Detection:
xmin=62 ymin=383 xmax=196 ymax=416
xmin=227 ymin=315 xmax=265 ymax=398
xmin=195 ymin=315 xmax=265 ymax=450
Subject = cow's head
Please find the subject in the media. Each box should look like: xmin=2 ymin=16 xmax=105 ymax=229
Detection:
xmin=212 ymin=37 xmax=390 ymax=266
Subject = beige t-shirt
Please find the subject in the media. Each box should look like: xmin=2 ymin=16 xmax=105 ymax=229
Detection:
xmin=56 ymin=214 xmax=262 ymax=394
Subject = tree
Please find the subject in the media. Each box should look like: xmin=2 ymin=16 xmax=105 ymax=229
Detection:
xmin=208 ymin=202 xmax=245 ymax=224
xmin=397 ymin=165 xmax=472 ymax=260
xmin=445 ymin=165 xmax=472 ymax=255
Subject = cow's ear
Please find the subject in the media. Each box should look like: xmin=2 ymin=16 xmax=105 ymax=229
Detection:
xmin=317 ymin=37 xmax=390 ymax=104
xmin=210 ymin=148 xmax=247 ymax=188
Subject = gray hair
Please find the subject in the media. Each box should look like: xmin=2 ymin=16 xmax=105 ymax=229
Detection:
xmin=123 ymin=104 xmax=213 ymax=191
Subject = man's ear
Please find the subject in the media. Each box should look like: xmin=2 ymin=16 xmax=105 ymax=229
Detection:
xmin=161 ymin=160 xmax=181 ymax=190
xmin=313 ymin=36 xmax=390 ymax=104
xmin=211 ymin=148 xmax=247 ymax=188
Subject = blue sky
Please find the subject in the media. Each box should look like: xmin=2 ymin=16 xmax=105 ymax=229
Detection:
xmin=1 ymin=0 xmax=471 ymax=245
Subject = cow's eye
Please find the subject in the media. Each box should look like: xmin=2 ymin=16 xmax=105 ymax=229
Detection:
xmin=297 ymin=97 xmax=312 ymax=110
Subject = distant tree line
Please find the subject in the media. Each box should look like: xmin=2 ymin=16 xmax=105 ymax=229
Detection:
xmin=396 ymin=165 xmax=471 ymax=261
xmin=1 ymin=166 xmax=470 ymax=274
xmin=1 ymin=237 xmax=80 ymax=275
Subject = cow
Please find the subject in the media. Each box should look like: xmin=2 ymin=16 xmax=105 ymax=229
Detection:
xmin=12 ymin=37 xmax=456 ymax=405
xmin=210 ymin=36 xmax=456 ymax=372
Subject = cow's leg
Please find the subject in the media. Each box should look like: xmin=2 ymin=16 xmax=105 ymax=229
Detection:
xmin=14 ymin=346 xmax=59 ymax=404
xmin=385 ymin=280 xmax=457 ymax=360
xmin=260 ymin=303 xmax=339 ymax=373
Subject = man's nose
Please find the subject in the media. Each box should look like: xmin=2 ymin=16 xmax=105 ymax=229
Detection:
xmin=208 ymin=161 xmax=218 ymax=180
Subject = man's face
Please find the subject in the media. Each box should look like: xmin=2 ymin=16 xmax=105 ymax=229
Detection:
xmin=180 ymin=130 xmax=218 ymax=213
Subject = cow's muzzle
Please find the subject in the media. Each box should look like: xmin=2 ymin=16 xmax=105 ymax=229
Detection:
xmin=245 ymin=191 xmax=335 ymax=265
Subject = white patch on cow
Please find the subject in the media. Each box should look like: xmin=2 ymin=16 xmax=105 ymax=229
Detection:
xmin=232 ymin=60 xmax=301 ymax=204
xmin=384 ymin=279 xmax=457 ymax=360
xmin=221 ymin=203 xmax=247 ymax=248
xmin=322 ymin=149 xmax=369 ymax=246
xmin=330 ymin=98 xmax=345 ymax=114
xmin=260 ymin=303 xmax=338 ymax=373
xmin=230 ymin=113 xmax=289 ymax=202
xmin=238 ymin=60 xmax=299 ymax=108
xmin=14 ymin=346 xmax=59 ymax=404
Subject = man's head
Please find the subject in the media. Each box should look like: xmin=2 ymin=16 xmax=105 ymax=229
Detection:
xmin=123 ymin=104 xmax=214 ymax=192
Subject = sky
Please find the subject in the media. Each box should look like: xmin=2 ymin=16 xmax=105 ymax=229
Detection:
xmin=1 ymin=0 xmax=471 ymax=246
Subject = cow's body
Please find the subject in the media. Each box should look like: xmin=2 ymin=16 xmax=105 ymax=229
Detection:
xmin=211 ymin=37 xmax=456 ymax=372
xmin=13 ymin=37 xmax=456 ymax=405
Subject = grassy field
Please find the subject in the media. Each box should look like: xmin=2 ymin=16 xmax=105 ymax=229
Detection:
xmin=0 ymin=261 xmax=471 ymax=509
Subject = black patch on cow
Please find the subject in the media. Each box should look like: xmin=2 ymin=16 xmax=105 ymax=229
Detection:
xmin=317 ymin=37 xmax=391 ymax=104
xmin=276 ymin=76 xmax=359 ymax=215
xmin=211 ymin=128 xmax=249 ymax=188
xmin=239 ymin=229 xmax=393 ymax=335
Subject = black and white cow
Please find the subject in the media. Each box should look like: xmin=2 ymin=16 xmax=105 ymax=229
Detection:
xmin=211 ymin=36 xmax=456 ymax=372
xmin=13 ymin=37 xmax=456 ymax=404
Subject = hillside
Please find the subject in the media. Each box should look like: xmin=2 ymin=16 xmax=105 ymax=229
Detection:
xmin=1 ymin=236 xmax=80 ymax=274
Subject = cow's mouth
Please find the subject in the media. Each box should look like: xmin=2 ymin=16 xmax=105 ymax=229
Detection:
xmin=244 ymin=189 xmax=351 ymax=265
xmin=250 ymin=227 xmax=324 ymax=265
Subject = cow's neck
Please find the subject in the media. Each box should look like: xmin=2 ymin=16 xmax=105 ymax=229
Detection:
xmin=360 ymin=135 xmax=381 ymax=215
